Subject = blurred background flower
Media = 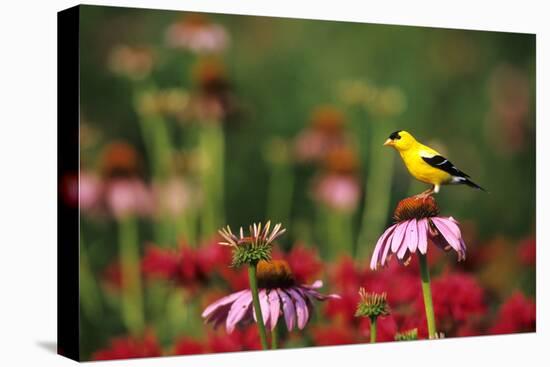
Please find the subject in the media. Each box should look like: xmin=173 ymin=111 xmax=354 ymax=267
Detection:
xmin=165 ymin=14 xmax=230 ymax=54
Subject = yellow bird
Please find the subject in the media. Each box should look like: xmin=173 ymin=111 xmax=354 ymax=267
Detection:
xmin=383 ymin=130 xmax=486 ymax=196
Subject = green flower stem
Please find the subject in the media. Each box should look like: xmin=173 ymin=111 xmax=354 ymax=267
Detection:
xmin=370 ymin=317 xmax=377 ymax=343
xmin=133 ymin=84 xmax=175 ymax=247
xmin=418 ymin=253 xmax=437 ymax=338
xmin=133 ymin=85 xmax=173 ymax=180
xmin=321 ymin=207 xmax=353 ymax=259
xmin=271 ymin=325 xmax=278 ymax=349
xmin=79 ymin=234 xmax=103 ymax=319
xmin=199 ymin=122 xmax=225 ymax=239
xmin=118 ymin=216 xmax=145 ymax=335
xmin=247 ymin=264 xmax=269 ymax=350
xmin=357 ymin=122 xmax=395 ymax=258
xmin=266 ymin=159 xmax=294 ymax=225
xmin=176 ymin=211 xmax=197 ymax=247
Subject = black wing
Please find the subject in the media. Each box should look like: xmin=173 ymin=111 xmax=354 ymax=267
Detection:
xmin=422 ymin=155 xmax=470 ymax=178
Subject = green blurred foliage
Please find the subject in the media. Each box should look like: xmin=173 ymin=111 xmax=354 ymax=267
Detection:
xmin=80 ymin=5 xmax=535 ymax=239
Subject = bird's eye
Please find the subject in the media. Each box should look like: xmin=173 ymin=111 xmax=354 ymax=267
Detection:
xmin=389 ymin=131 xmax=401 ymax=140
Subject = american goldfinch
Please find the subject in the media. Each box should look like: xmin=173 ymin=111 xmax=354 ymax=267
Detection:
xmin=383 ymin=130 xmax=486 ymax=196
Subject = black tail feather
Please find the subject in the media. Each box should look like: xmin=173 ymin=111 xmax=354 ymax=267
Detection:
xmin=463 ymin=178 xmax=487 ymax=192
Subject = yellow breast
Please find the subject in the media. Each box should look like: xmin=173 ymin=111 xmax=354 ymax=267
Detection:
xmin=399 ymin=150 xmax=452 ymax=185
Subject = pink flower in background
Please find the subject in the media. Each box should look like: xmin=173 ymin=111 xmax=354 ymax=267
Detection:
xmin=293 ymin=105 xmax=348 ymax=163
xmin=202 ymin=260 xmax=339 ymax=332
xmin=371 ymin=196 xmax=467 ymax=270
xmin=60 ymin=171 xmax=102 ymax=212
xmin=79 ymin=171 xmax=103 ymax=212
xmin=105 ymin=179 xmax=154 ymax=219
xmin=313 ymin=174 xmax=361 ymax=212
xmin=166 ymin=14 xmax=229 ymax=53
xmin=152 ymin=177 xmax=194 ymax=217
xmin=490 ymin=292 xmax=536 ymax=334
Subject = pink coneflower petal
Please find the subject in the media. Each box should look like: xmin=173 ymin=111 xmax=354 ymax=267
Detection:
xmin=202 ymin=289 xmax=247 ymax=318
xmin=301 ymin=286 xmax=341 ymax=301
xmin=370 ymin=223 xmax=397 ymax=269
xmin=390 ymin=221 xmax=408 ymax=253
xmin=441 ymin=218 xmax=464 ymax=245
xmin=380 ymin=225 xmax=398 ymax=267
xmin=371 ymin=196 xmax=468 ymax=270
xmin=308 ymin=280 xmax=323 ymax=289
xmin=417 ymin=218 xmax=428 ymax=254
xmin=259 ymin=290 xmax=271 ymax=326
xmin=406 ymin=218 xmax=419 ymax=253
xmin=287 ymin=288 xmax=309 ymax=329
xmin=226 ymin=291 xmax=253 ymax=333
xmin=431 ymin=217 xmax=461 ymax=252
xmin=397 ymin=238 xmax=409 ymax=260
xmin=277 ymin=288 xmax=296 ymax=330
xmin=205 ymin=305 xmax=230 ymax=328
xmin=268 ymin=290 xmax=280 ymax=331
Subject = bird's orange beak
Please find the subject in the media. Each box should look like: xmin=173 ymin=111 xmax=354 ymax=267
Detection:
xmin=383 ymin=139 xmax=393 ymax=147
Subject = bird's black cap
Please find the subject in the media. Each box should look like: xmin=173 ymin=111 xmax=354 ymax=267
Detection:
xmin=389 ymin=130 xmax=402 ymax=140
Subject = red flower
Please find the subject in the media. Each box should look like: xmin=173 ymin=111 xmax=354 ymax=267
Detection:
xmin=358 ymin=315 xmax=398 ymax=342
xmin=196 ymin=238 xmax=233 ymax=274
xmin=311 ymin=323 xmax=359 ymax=346
xmin=409 ymin=273 xmax=486 ymax=337
xmin=92 ymin=333 xmax=161 ymax=361
xmin=518 ymin=236 xmax=536 ymax=267
xmin=172 ymin=337 xmax=205 ymax=356
xmin=218 ymin=266 xmax=249 ymax=291
xmin=369 ymin=260 xmax=421 ymax=307
xmin=326 ymin=256 xmax=420 ymax=326
xmin=206 ymin=327 xmax=261 ymax=353
xmin=329 ymin=256 xmax=366 ymax=291
xmin=141 ymin=242 xmax=226 ymax=291
xmin=102 ymin=260 xmax=123 ymax=291
xmin=427 ymin=273 xmax=486 ymax=322
xmin=490 ymin=292 xmax=536 ymax=334
xmin=323 ymin=256 xmax=366 ymax=323
xmin=274 ymin=244 xmax=322 ymax=284
xmin=141 ymin=246 xmax=180 ymax=280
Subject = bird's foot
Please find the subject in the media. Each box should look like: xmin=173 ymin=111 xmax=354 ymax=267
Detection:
xmin=414 ymin=189 xmax=435 ymax=200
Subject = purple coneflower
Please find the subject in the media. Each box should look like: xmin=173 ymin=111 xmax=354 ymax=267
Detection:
xmin=202 ymin=259 xmax=339 ymax=343
xmin=216 ymin=221 xmax=287 ymax=349
xmin=370 ymin=196 xmax=466 ymax=270
xmin=370 ymin=196 xmax=468 ymax=339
